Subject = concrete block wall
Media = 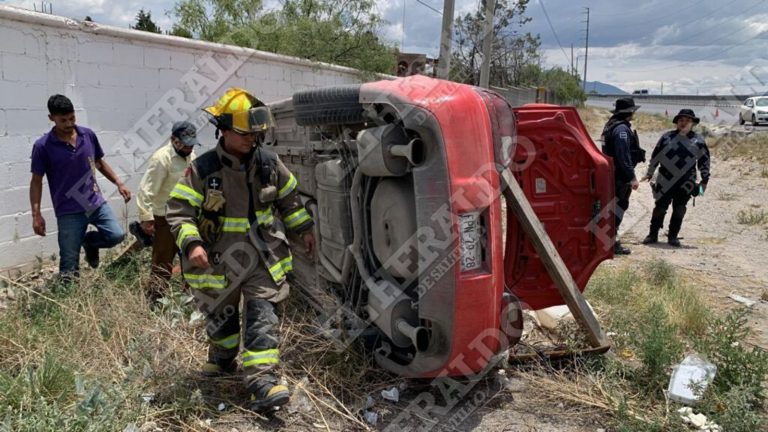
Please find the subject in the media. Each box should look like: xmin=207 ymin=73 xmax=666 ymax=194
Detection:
xmin=0 ymin=6 xmax=363 ymax=272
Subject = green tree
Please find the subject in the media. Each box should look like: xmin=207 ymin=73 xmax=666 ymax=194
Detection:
xmin=132 ymin=9 xmax=161 ymax=33
xmin=449 ymin=0 xmax=541 ymax=86
xmin=171 ymin=0 xmax=395 ymax=74
xmin=541 ymin=66 xmax=586 ymax=104
xmin=168 ymin=24 xmax=193 ymax=38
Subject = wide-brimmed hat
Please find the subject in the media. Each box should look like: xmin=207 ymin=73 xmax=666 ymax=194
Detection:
xmin=673 ymin=109 xmax=700 ymax=124
xmin=611 ymin=97 xmax=640 ymax=114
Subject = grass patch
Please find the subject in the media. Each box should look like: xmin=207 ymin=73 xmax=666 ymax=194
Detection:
xmin=715 ymin=191 xmax=737 ymax=201
xmin=554 ymin=260 xmax=768 ymax=431
xmin=0 ymin=251 xmax=395 ymax=431
xmin=736 ymin=208 xmax=768 ymax=225
xmin=576 ymin=107 xmax=672 ymax=139
xmin=711 ymin=133 xmax=768 ymax=163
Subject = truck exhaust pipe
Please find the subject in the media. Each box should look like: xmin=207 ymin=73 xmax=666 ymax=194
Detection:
xmin=396 ymin=319 xmax=430 ymax=353
xmin=389 ymin=138 xmax=425 ymax=167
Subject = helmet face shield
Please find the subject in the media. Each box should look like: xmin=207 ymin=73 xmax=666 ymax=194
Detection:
xmin=230 ymin=106 xmax=276 ymax=133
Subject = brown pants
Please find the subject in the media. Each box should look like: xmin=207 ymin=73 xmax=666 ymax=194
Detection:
xmin=146 ymin=215 xmax=179 ymax=300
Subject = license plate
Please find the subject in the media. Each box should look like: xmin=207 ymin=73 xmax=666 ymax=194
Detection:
xmin=459 ymin=212 xmax=482 ymax=272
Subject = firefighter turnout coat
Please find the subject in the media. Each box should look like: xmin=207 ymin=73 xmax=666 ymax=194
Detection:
xmin=166 ymin=141 xmax=313 ymax=303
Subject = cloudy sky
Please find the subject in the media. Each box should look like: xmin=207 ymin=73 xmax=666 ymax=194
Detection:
xmin=2 ymin=0 xmax=767 ymax=95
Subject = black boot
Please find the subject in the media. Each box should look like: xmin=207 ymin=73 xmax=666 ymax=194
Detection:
xmin=642 ymin=231 xmax=659 ymax=244
xmin=614 ymin=241 xmax=631 ymax=255
xmin=668 ymin=215 xmax=684 ymax=247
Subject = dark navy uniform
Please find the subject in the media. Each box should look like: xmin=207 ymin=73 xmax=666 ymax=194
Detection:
xmin=644 ymin=129 xmax=710 ymax=244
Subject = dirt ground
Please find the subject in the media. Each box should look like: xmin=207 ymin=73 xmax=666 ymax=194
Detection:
xmin=619 ymin=130 xmax=768 ymax=351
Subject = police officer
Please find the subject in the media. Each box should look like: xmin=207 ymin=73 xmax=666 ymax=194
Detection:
xmin=602 ymin=98 xmax=645 ymax=255
xmin=640 ymin=109 xmax=710 ymax=247
xmin=166 ymin=88 xmax=315 ymax=410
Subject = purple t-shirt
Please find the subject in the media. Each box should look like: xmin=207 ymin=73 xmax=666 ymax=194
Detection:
xmin=30 ymin=125 xmax=107 ymax=217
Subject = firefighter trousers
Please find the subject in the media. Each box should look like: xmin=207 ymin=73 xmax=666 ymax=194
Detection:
xmin=193 ymin=261 xmax=286 ymax=391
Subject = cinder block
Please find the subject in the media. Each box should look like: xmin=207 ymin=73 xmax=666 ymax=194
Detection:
xmin=0 ymin=215 xmax=19 ymax=243
xmin=0 ymin=237 xmax=44 ymax=269
xmin=1 ymin=53 xmax=47 ymax=83
xmin=99 ymin=64 xmax=158 ymax=88
xmin=114 ymin=44 xmax=144 ymax=66
xmin=144 ymin=47 xmax=172 ymax=69
xmin=0 ymin=186 xmax=30 ymax=215
xmin=267 ymin=64 xmax=286 ymax=81
xmin=0 ymin=136 xmax=34 ymax=165
xmin=23 ymin=29 xmax=45 ymax=58
xmin=4 ymin=110 xmax=49 ymax=137
xmin=277 ymin=80 xmax=293 ymax=99
xmin=171 ymin=51 xmax=197 ymax=71
xmin=289 ymin=70 xmax=303 ymax=87
xmin=46 ymin=33 xmax=79 ymax=62
xmin=0 ymin=162 xmax=34 ymax=190
xmin=78 ymin=40 xmax=115 ymax=64
xmin=0 ymin=25 xmax=26 ymax=54
xmin=74 ymin=62 xmax=102 ymax=85
xmin=45 ymin=60 xmax=77 ymax=87
xmin=158 ymin=68 xmax=184 ymax=92
xmin=79 ymin=87 xmax=146 ymax=112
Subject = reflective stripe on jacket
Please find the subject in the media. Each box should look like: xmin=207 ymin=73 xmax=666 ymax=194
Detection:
xmin=166 ymin=141 xmax=313 ymax=300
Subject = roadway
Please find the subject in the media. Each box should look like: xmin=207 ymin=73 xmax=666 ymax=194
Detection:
xmin=586 ymin=96 xmax=768 ymax=132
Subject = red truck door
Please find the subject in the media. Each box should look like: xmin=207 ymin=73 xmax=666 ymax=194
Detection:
xmin=505 ymin=104 xmax=614 ymax=310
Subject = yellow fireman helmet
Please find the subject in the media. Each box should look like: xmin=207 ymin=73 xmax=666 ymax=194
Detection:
xmin=203 ymin=88 xmax=276 ymax=133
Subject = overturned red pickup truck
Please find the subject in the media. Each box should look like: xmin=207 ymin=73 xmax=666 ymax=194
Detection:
xmin=267 ymin=76 xmax=614 ymax=378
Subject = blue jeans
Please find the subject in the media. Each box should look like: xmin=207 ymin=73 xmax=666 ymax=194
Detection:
xmin=57 ymin=203 xmax=125 ymax=274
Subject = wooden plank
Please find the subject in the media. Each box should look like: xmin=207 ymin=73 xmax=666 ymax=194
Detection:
xmin=500 ymin=169 xmax=609 ymax=348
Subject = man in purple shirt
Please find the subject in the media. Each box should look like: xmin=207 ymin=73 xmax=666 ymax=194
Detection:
xmin=30 ymin=94 xmax=132 ymax=276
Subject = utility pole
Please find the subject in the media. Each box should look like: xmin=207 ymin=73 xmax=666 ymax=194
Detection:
xmin=479 ymin=0 xmax=495 ymax=88
xmin=571 ymin=43 xmax=574 ymax=78
xmin=582 ymin=7 xmax=590 ymax=92
xmin=437 ymin=0 xmax=456 ymax=79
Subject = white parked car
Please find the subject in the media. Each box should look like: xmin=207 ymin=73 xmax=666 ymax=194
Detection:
xmin=739 ymin=96 xmax=768 ymax=126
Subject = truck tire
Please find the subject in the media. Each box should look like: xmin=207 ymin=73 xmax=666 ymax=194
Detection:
xmin=293 ymin=85 xmax=364 ymax=126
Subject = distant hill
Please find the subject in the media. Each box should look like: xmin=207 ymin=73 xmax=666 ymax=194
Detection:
xmin=583 ymin=81 xmax=628 ymax=95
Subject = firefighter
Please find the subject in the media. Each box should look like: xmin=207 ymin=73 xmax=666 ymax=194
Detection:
xmin=601 ymin=98 xmax=645 ymax=255
xmin=640 ymin=109 xmax=710 ymax=247
xmin=166 ymin=88 xmax=315 ymax=410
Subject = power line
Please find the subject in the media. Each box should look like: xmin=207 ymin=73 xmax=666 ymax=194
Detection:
xmin=415 ymin=0 xmax=442 ymax=15
xmin=539 ymin=0 xmax=570 ymax=66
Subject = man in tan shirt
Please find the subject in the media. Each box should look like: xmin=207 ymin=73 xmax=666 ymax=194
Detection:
xmin=136 ymin=121 xmax=198 ymax=302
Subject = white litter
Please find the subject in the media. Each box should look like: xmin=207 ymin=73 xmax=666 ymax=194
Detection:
xmin=727 ymin=293 xmax=757 ymax=307
xmin=677 ymin=407 xmax=721 ymax=431
xmin=381 ymin=387 xmax=400 ymax=402
xmin=669 ymin=354 xmax=717 ymax=405
xmin=217 ymin=402 xmax=226 ymax=411
xmin=363 ymin=410 xmax=378 ymax=425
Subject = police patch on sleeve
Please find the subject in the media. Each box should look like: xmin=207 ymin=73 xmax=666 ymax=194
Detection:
xmin=619 ymin=131 xmax=628 ymax=140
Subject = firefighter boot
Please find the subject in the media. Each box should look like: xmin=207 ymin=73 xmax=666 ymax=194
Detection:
xmin=201 ymin=345 xmax=238 ymax=376
xmin=247 ymin=374 xmax=290 ymax=411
